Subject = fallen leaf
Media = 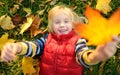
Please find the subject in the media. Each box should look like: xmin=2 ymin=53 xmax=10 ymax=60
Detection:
xmin=23 ymin=8 xmax=32 ymax=16
xmin=19 ymin=14 xmax=43 ymax=37
xmin=0 ymin=2 xmax=4 ymax=6
xmin=0 ymin=15 xmax=15 ymax=30
xmin=49 ymin=0 xmax=58 ymax=5
xmin=12 ymin=14 xmax=23 ymax=25
xmin=74 ymin=6 xmax=120 ymax=45
xmin=10 ymin=4 xmax=20 ymax=14
xmin=37 ymin=9 xmax=45 ymax=15
xmin=19 ymin=15 xmax=33 ymax=34
xmin=0 ymin=33 xmax=15 ymax=50
xmin=30 ymin=14 xmax=42 ymax=37
xmin=96 ymin=0 xmax=112 ymax=14
xmin=22 ymin=57 xmax=39 ymax=75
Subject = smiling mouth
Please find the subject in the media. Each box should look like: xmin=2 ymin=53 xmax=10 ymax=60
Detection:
xmin=59 ymin=30 xmax=67 ymax=33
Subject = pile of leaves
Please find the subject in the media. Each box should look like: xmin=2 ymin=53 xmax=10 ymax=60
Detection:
xmin=0 ymin=0 xmax=120 ymax=75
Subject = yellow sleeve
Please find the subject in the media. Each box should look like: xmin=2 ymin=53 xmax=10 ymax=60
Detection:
xmin=16 ymin=42 xmax=28 ymax=55
xmin=82 ymin=50 xmax=99 ymax=65
xmin=30 ymin=42 xmax=37 ymax=57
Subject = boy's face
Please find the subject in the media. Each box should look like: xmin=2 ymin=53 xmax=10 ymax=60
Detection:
xmin=52 ymin=13 xmax=73 ymax=35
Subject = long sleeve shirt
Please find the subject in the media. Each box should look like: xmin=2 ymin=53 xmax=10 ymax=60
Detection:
xmin=18 ymin=35 xmax=97 ymax=68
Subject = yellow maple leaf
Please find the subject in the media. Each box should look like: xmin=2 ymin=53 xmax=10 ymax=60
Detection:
xmin=22 ymin=57 xmax=40 ymax=75
xmin=74 ymin=6 xmax=120 ymax=46
xmin=0 ymin=33 xmax=15 ymax=50
xmin=96 ymin=0 xmax=112 ymax=14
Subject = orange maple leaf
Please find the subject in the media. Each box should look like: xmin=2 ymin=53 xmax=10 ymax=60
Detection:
xmin=30 ymin=14 xmax=42 ymax=37
xmin=74 ymin=6 xmax=120 ymax=46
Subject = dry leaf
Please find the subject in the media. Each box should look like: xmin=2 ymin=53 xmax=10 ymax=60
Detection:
xmin=23 ymin=8 xmax=32 ymax=16
xmin=37 ymin=9 xmax=45 ymax=15
xmin=0 ymin=33 xmax=15 ymax=50
xmin=30 ymin=14 xmax=42 ymax=37
xmin=74 ymin=6 xmax=120 ymax=45
xmin=0 ymin=15 xmax=15 ymax=30
xmin=10 ymin=4 xmax=20 ymax=14
xmin=12 ymin=14 xmax=23 ymax=25
xmin=20 ymin=14 xmax=42 ymax=37
xmin=20 ymin=15 xmax=33 ymax=34
xmin=22 ymin=57 xmax=39 ymax=75
xmin=0 ymin=2 xmax=4 ymax=6
xmin=49 ymin=0 xmax=58 ymax=5
xmin=96 ymin=0 xmax=112 ymax=14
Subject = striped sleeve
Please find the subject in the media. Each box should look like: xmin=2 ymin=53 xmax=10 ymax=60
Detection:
xmin=75 ymin=38 xmax=90 ymax=68
xmin=75 ymin=38 xmax=99 ymax=68
xmin=17 ymin=36 xmax=46 ymax=57
xmin=75 ymin=38 xmax=88 ymax=53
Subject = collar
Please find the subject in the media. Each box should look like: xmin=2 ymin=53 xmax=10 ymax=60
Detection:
xmin=50 ymin=30 xmax=76 ymax=41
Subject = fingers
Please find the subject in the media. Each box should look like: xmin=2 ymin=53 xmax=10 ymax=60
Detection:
xmin=111 ymin=36 xmax=120 ymax=49
xmin=96 ymin=36 xmax=120 ymax=61
xmin=112 ymin=36 xmax=120 ymax=43
xmin=104 ymin=46 xmax=116 ymax=57
xmin=105 ymin=42 xmax=117 ymax=60
xmin=1 ymin=43 xmax=16 ymax=63
xmin=96 ymin=42 xmax=117 ymax=61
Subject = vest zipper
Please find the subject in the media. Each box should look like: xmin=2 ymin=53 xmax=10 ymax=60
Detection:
xmin=54 ymin=41 xmax=62 ymax=75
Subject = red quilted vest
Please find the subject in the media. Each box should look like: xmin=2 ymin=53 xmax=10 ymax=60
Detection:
xmin=39 ymin=30 xmax=83 ymax=75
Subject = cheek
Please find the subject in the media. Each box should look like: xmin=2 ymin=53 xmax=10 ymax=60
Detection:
xmin=68 ymin=23 xmax=73 ymax=29
xmin=52 ymin=25 xmax=59 ymax=33
xmin=52 ymin=24 xmax=58 ymax=30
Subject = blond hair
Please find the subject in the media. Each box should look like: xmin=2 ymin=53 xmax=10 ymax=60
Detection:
xmin=48 ymin=5 xmax=86 ymax=32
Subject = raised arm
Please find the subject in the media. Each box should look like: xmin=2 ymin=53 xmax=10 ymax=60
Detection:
xmin=1 ymin=36 xmax=47 ymax=63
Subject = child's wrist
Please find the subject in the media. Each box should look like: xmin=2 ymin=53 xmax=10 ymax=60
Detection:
xmin=16 ymin=42 xmax=28 ymax=55
xmin=91 ymin=51 xmax=102 ymax=62
xmin=83 ymin=50 xmax=100 ymax=65
xmin=16 ymin=43 xmax=22 ymax=54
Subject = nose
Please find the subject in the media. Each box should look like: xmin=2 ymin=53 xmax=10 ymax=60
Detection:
xmin=60 ymin=22 xmax=65 ymax=27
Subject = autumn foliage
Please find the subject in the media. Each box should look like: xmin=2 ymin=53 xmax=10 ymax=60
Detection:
xmin=74 ymin=6 xmax=120 ymax=45
xmin=0 ymin=0 xmax=120 ymax=75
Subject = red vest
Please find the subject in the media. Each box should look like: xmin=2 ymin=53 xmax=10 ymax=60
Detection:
xmin=39 ymin=30 xmax=83 ymax=75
